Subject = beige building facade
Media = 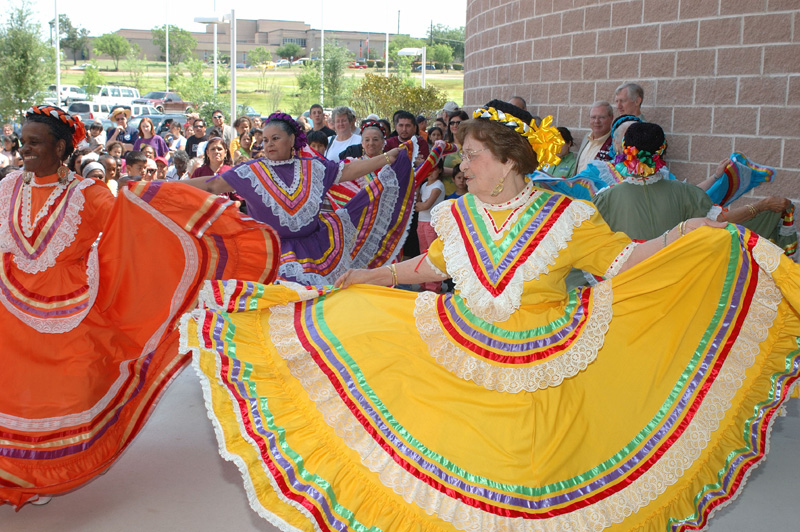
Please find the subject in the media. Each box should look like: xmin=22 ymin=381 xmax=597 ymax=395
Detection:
xmin=107 ymin=19 xmax=397 ymax=65
xmin=463 ymin=0 xmax=800 ymax=206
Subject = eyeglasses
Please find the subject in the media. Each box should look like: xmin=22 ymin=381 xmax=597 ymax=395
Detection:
xmin=458 ymin=148 xmax=487 ymax=163
xmin=194 ymin=123 xmax=206 ymax=128
xmin=145 ymin=169 xmax=157 ymax=174
xmin=212 ymin=115 xmax=223 ymax=119
xmin=115 ymin=117 xmax=126 ymax=122
xmin=449 ymin=121 xmax=462 ymax=126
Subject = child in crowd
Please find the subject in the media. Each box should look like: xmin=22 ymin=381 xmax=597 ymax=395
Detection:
xmin=446 ymin=164 xmax=467 ymax=200
xmin=415 ymin=159 xmax=446 ymax=293
xmin=250 ymin=128 xmax=264 ymax=159
xmin=120 ymin=150 xmax=147 ymax=186
xmin=307 ymin=130 xmax=329 ymax=157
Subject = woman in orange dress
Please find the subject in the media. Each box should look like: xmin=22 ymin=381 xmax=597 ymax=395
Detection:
xmin=0 ymin=106 xmax=280 ymax=508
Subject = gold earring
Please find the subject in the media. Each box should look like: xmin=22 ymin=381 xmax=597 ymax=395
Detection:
xmin=490 ymin=177 xmax=505 ymax=197
xmin=57 ymin=164 xmax=69 ymax=184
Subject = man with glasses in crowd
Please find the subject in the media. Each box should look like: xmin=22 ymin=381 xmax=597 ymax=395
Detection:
xmin=572 ymin=101 xmax=614 ymax=176
xmin=211 ymin=110 xmax=235 ymax=145
xmin=106 ymin=107 xmax=138 ymax=152
xmin=185 ymin=119 xmax=208 ymax=159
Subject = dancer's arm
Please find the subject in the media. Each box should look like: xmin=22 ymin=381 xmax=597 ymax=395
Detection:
xmin=340 ymin=146 xmax=406 ymax=183
xmin=718 ymin=196 xmax=791 ymax=224
xmin=183 ymin=174 xmax=235 ymax=194
xmin=335 ymin=255 xmax=447 ymax=289
xmin=617 ymin=217 xmax=726 ymax=274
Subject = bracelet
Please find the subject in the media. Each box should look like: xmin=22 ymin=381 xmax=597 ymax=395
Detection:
xmin=746 ymin=204 xmax=759 ymax=218
xmin=383 ymin=152 xmax=391 ymax=165
xmin=388 ymin=263 xmax=398 ymax=286
xmin=662 ymin=230 xmax=670 ymax=248
xmin=679 ymin=221 xmax=687 ymax=237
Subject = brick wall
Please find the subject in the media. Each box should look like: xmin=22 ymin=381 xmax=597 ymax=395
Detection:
xmin=464 ymin=0 xmax=800 ymax=208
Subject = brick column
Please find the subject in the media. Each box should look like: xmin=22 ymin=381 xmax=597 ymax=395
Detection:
xmin=465 ymin=0 xmax=800 ymax=208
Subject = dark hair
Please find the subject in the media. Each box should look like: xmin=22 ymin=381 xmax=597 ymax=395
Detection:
xmin=250 ymin=127 xmax=263 ymax=137
xmin=233 ymin=115 xmax=252 ymax=129
xmin=106 ymin=141 xmax=123 ymax=155
xmin=306 ymin=130 xmax=329 ymax=149
xmin=124 ymin=150 xmax=147 ymax=166
xmin=0 ymin=165 xmax=20 ymax=180
xmin=2 ymin=133 xmax=20 ymax=154
xmin=456 ymin=119 xmax=538 ymax=175
xmin=416 ymin=115 xmax=427 ymax=124
xmin=378 ymin=119 xmax=392 ymax=137
xmin=623 ymin=122 xmax=665 ymax=153
xmin=310 ymin=104 xmax=323 ymax=112
xmin=25 ymin=113 xmax=75 ymax=162
xmin=556 ymin=126 xmax=574 ymax=146
xmin=203 ymin=137 xmax=233 ymax=167
xmin=68 ymin=147 xmax=91 ymax=172
xmin=484 ymin=99 xmax=535 ymax=126
xmin=212 ymin=110 xmax=224 ymax=118
xmin=205 ymin=126 xmax=222 ymax=139
xmin=427 ymin=126 xmax=443 ymax=138
xmin=193 ymin=118 xmax=206 ymax=127
xmin=393 ymin=110 xmax=415 ymax=125
xmin=263 ymin=112 xmax=308 ymax=150
xmin=444 ymin=111 xmax=469 ymax=142
xmin=98 ymin=153 xmax=117 ymax=179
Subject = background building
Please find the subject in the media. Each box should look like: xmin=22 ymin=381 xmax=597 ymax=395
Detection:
xmin=464 ymin=0 xmax=800 ymax=205
xmin=111 ymin=19 xmax=398 ymax=64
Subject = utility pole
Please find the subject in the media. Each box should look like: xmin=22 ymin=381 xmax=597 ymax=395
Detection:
xmin=165 ymin=8 xmax=169 ymax=92
xmin=320 ymin=0 xmax=325 ymax=106
xmin=430 ymin=20 xmax=433 ymax=45
xmin=397 ymin=10 xmax=400 ymax=35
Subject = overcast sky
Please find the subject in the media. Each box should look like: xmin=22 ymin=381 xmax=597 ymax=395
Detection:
xmin=11 ymin=0 xmax=466 ymax=40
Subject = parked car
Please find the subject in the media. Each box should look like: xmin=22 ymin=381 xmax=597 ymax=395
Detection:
xmin=133 ymin=91 xmax=193 ymax=114
xmin=34 ymin=90 xmax=59 ymax=106
xmin=91 ymin=85 xmax=141 ymax=108
xmin=48 ymin=84 xmax=89 ymax=104
xmin=66 ymin=101 xmax=113 ymax=122
xmin=413 ymin=64 xmax=436 ymax=71
xmin=275 ymin=59 xmax=290 ymax=67
xmin=236 ymin=104 xmax=260 ymax=118
xmin=291 ymin=58 xmax=309 ymax=66
xmin=347 ymin=62 xmax=368 ymax=69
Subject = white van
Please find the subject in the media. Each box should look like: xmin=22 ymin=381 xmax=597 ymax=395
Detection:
xmin=47 ymin=84 xmax=88 ymax=104
xmin=91 ymin=86 xmax=141 ymax=108
xmin=66 ymin=101 xmax=113 ymax=121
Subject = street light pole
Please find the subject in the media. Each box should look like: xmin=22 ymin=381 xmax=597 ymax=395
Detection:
xmin=320 ymin=0 xmax=324 ymax=106
xmin=54 ymin=0 xmax=61 ymax=107
xmin=165 ymin=6 xmax=170 ymax=92
xmin=230 ymin=9 xmax=236 ymax=121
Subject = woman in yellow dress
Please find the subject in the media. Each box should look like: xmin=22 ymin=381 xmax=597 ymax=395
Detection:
xmin=182 ymin=100 xmax=800 ymax=532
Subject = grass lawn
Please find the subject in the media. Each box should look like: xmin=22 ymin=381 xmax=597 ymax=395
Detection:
xmin=58 ymin=59 xmax=464 ymax=116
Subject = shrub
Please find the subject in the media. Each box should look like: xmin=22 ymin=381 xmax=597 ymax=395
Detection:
xmin=351 ymin=73 xmax=447 ymax=120
xmin=452 ymin=63 xmax=463 ymax=71
xmin=366 ymin=60 xmax=375 ymax=68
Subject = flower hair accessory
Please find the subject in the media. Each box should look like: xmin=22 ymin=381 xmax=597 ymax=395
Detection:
xmin=264 ymin=112 xmax=308 ymax=150
xmin=472 ymin=106 xmax=564 ymax=168
xmin=615 ymin=143 xmax=666 ymax=178
xmin=26 ymin=105 xmax=86 ymax=148
xmin=360 ymin=120 xmax=388 ymax=137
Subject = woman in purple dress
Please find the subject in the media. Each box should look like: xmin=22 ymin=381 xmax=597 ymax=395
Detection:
xmin=185 ymin=112 xmax=415 ymax=284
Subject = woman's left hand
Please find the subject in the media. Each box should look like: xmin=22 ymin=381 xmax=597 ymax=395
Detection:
xmin=384 ymin=146 xmax=406 ymax=164
xmin=334 ymin=268 xmax=388 ymax=289
xmin=684 ymin=217 xmax=727 ymax=233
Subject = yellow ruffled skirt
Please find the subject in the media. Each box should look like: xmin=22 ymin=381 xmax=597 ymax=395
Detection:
xmin=182 ymin=226 xmax=800 ymax=532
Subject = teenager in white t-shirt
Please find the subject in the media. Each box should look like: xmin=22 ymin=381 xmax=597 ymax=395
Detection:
xmin=415 ymin=159 xmax=446 ymax=293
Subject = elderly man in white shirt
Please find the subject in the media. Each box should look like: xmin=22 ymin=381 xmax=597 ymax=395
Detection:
xmin=572 ymin=101 xmax=614 ymax=176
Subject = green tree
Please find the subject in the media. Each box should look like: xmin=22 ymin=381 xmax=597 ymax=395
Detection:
xmin=248 ymin=46 xmax=273 ymax=92
xmin=80 ymin=60 xmax=105 ymax=95
xmin=295 ymin=40 xmax=354 ymax=108
xmin=0 ymin=1 xmax=53 ymax=121
xmin=93 ymin=33 xmax=130 ymax=71
xmin=58 ymin=15 xmax=90 ymax=65
xmin=389 ymin=35 xmax=425 ymax=78
xmin=427 ymin=24 xmax=464 ymax=62
xmin=174 ymin=58 xmax=227 ymax=124
xmin=275 ymin=43 xmax=302 ymax=60
xmin=124 ymin=43 xmax=146 ymax=92
xmin=151 ymin=25 xmax=197 ymax=65
xmin=351 ymin=73 xmax=446 ymax=121
xmin=430 ymin=43 xmax=453 ymax=69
